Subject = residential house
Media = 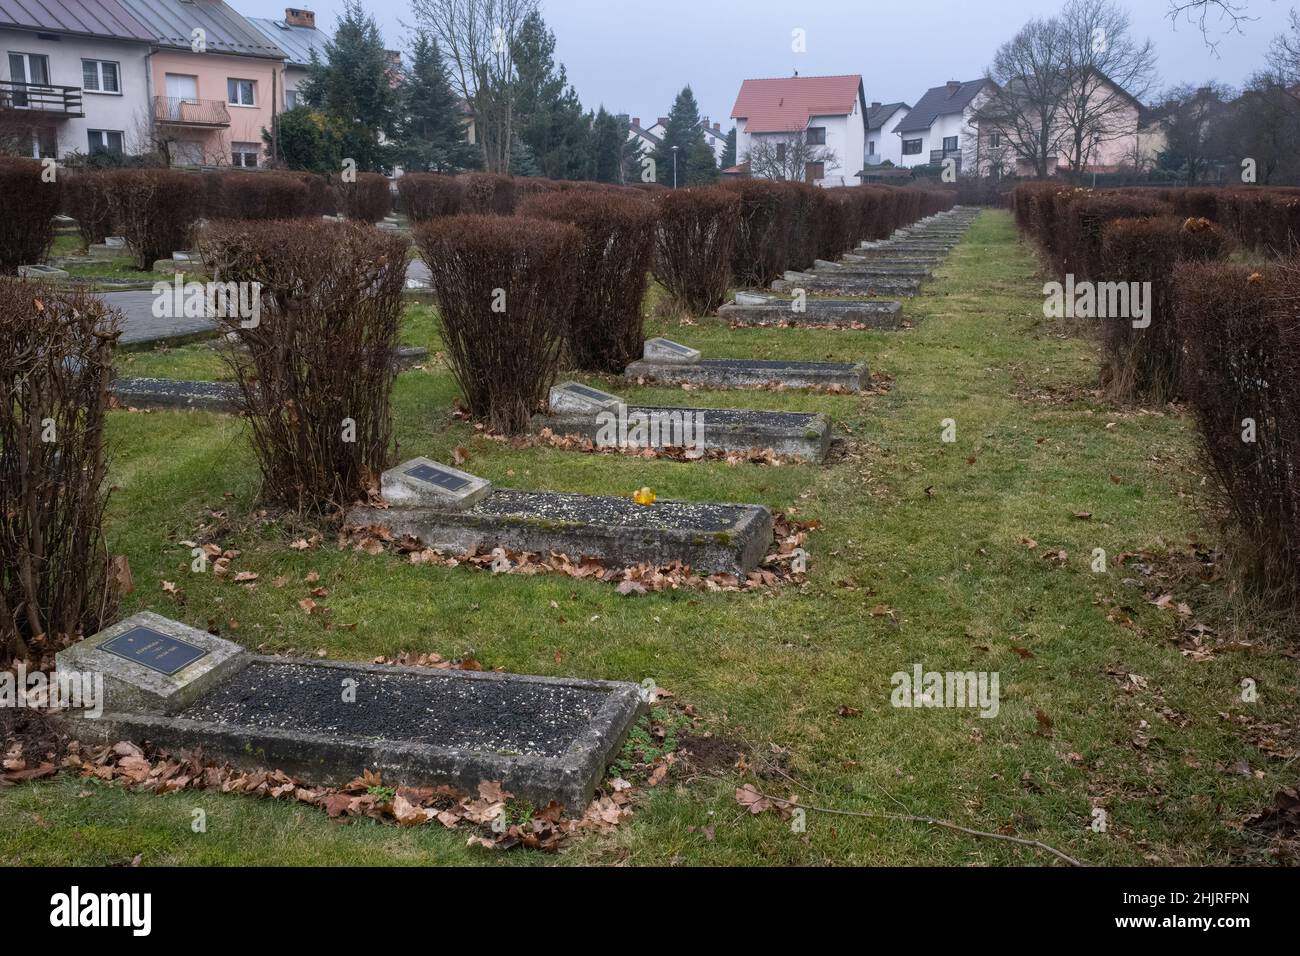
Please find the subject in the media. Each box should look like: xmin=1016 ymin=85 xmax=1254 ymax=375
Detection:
xmin=730 ymin=74 xmax=867 ymax=187
xmin=894 ymin=79 xmax=995 ymax=172
xmin=699 ymin=115 xmax=728 ymax=165
xmin=865 ymin=101 xmax=909 ymax=167
xmin=0 ymin=0 xmax=155 ymax=159
xmin=625 ymin=114 xmax=730 ymax=166
xmin=246 ymin=7 xmax=328 ymax=112
xmin=118 ymin=0 xmax=285 ymax=167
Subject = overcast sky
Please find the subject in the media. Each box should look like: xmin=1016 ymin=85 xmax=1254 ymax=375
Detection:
xmin=232 ymin=0 xmax=1293 ymax=123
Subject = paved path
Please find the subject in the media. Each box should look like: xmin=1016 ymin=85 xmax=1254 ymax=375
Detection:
xmin=102 ymin=260 xmax=432 ymax=346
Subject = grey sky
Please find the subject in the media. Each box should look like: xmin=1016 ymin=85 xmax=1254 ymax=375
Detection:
xmin=232 ymin=0 xmax=1292 ymax=124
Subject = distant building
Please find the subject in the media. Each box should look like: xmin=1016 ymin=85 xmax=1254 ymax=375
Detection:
xmin=729 ymin=73 xmax=867 ymax=187
xmin=865 ymin=101 xmax=910 ymax=167
xmin=246 ymin=8 xmax=329 ymax=112
xmin=893 ymin=79 xmax=996 ymax=173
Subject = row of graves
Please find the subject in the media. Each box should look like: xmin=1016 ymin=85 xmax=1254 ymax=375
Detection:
xmin=67 ymin=207 xmax=980 ymax=818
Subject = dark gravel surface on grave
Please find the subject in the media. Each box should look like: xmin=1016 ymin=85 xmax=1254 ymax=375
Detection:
xmin=112 ymin=377 xmax=238 ymax=401
xmin=472 ymin=490 xmax=747 ymax=531
xmin=181 ymin=661 xmax=607 ymax=758
xmin=700 ymin=359 xmax=853 ymax=371
xmin=625 ymin=404 xmax=820 ymax=429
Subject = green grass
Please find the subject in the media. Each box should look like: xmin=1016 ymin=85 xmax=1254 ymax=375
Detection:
xmin=4 ymin=210 xmax=1295 ymax=867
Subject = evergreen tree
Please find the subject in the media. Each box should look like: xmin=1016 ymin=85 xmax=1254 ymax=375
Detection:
xmin=722 ymin=127 xmax=737 ymax=168
xmin=267 ymin=107 xmax=344 ymax=173
xmin=398 ymin=32 xmax=480 ymax=173
xmin=650 ymin=85 xmax=709 ymax=187
xmin=686 ymin=138 xmax=719 ymax=184
xmin=299 ymin=1 xmax=397 ymax=173
xmin=510 ymin=11 xmax=592 ymax=180
xmin=590 ymin=107 xmax=626 ymax=183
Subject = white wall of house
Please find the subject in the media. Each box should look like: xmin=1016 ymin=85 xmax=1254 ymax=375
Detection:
xmin=738 ymin=106 xmax=863 ymax=187
xmin=896 ymin=95 xmax=990 ymax=172
xmin=1 ymin=29 xmax=151 ymax=158
xmin=867 ymin=107 xmax=909 ymax=166
xmin=282 ymin=63 xmax=308 ymax=110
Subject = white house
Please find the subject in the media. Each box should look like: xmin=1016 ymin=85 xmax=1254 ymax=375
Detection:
xmin=0 ymin=0 xmax=155 ymax=159
xmin=893 ymin=79 xmax=996 ymax=172
xmin=626 ymin=116 xmax=662 ymax=155
xmin=730 ymin=74 xmax=867 ymax=187
xmin=865 ymin=101 xmax=909 ymax=167
xmin=699 ymin=115 xmax=729 ymax=164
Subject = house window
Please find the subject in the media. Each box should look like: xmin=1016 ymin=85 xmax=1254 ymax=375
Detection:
xmin=87 ymin=130 xmax=124 ymax=155
xmin=902 ymin=138 xmax=922 ymax=155
xmin=776 ymin=142 xmax=786 ymax=163
xmin=805 ymin=161 xmax=825 ymax=182
xmin=806 ymin=126 xmax=826 ymax=146
xmin=227 ymin=79 xmax=256 ymax=106
xmin=82 ymin=59 xmax=120 ymax=94
xmin=868 ymin=140 xmax=875 ymax=154
xmin=989 ymin=131 xmax=1001 ymax=148
xmin=943 ymin=136 xmax=958 ymax=152
xmin=232 ymin=142 xmax=260 ymax=168
xmin=285 ymin=88 xmax=299 ymax=110
xmin=7 ymin=52 xmax=50 ymax=108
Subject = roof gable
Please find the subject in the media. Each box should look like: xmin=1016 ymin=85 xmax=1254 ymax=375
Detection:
xmin=866 ymin=101 xmax=908 ymax=130
xmin=0 ymin=0 xmax=154 ymax=41
xmin=730 ymin=74 xmax=864 ymax=134
xmin=895 ymin=79 xmax=993 ymax=133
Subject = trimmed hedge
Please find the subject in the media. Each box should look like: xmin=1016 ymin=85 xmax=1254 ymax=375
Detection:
xmin=415 ymin=215 xmax=581 ymax=433
xmin=397 ymin=173 xmax=464 ymax=221
xmin=63 ymin=172 xmax=113 ymax=251
xmin=210 ymin=171 xmax=314 ymax=220
xmin=198 ymin=220 xmax=409 ymax=513
xmin=721 ymin=179 xmax=793 ymax=288
xmin=460 ymin=172 xmax=516 ymax=215
xmin=0 ymin=159 xmax=61 ymax=274
xmin=335 ymin=172 xmax=392 ymax=222
xmin=652 ymin=186 xmax=741 ymax=315
xmin=103 ymin=168 xmax=205 ymax=269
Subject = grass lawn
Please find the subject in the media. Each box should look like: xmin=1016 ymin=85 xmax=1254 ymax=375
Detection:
xmin=3 ymin=209 xmax=1295 ymax=866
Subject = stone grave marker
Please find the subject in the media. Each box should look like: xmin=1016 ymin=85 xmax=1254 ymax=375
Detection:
xmin=549 ymin=381 xmax=623 ymax=414
xmin=643 ymin=338 xmax=701 ymax=364
xmin=381 ymin=456 xmax=493 ymax=510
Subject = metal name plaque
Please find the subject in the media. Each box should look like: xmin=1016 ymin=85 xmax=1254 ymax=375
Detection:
xmin=99 ymin=627 xmax=210 ymax=676
xmin=406 ymin=463 xmax=471 ymax=492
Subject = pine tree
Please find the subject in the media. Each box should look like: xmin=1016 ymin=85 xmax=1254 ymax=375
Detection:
xmin=722 ymin=127 xmax=737 ymax=168
xmin=299 ymin=1 xmax=397 ymax=173
xmin=590 ymin=108 xmax=626 ymax=183
xmin=650 ymin=86 xmax=709 ymax=187
xmin=511 ymin=12 xmax=592 ymax=180
xmin=398 ymin=32 xmax=480 ymax=173
xmin=686 ymin=138 xmax=719 ymax=184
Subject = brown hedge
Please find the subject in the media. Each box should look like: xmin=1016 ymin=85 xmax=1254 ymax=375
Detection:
xmin=520 ymin=191 xmax=657 ymax=373
xmin=1175 ymin=262 xmax=1300 ymax=601
xmin=720 ymin=179 xmax=793 ymax=287
xmin=398 ymin=173 xmax=464 ymax=221
xmin=460 ymin=172 xmax=516 ymax=215
xmin=0 ymin=158 xmax=61 ymax=274
xmin=652 ymin=186 xmax=741 ymax=315
xmin=103 ymin=168 xmax=205 ymax=269
xmin=335 ymin=172 xmax=392 ymax=222
xmin=210 ymin=171 xmax=313 ymax=220
xmin=0 ymin=280 xmax=120 ymax=661
xmin=63 ymin=172 xmax=113 ymax=251
xmin=415 ymin=215 xmax=581 ymax=433
xmin=198 ymin=220 xmax=409 ymax=512
xmin=1060 ymin=192 xmax=1170 ymax=280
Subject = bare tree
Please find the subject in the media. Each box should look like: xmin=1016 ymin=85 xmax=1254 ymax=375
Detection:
xmin=1056 ymin=0 xmax=1157 ymax=181
xmin=1155 ymin=82 xmax=1232 ymax=183
xmin=1220 ymin=71 xmax=1300 ymax=184
xmin=1268 ymin=8 xmax=1300 ymax=82
xmin=409 ymin=0 xmax=538 ymax=173
xmin=974 ymin=17 xmax=1071 ymax=178
xmin=1167 ymin=0 xmax=1254 ymax=50
xmin=743 ymin=131 xmax=838 ymax=183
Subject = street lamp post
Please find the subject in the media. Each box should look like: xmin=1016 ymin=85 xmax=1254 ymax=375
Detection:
xmin=671 ymin=146 xmax=679 ymax=188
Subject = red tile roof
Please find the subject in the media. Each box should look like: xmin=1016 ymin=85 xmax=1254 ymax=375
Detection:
xmin=730 ymin=75 xmax=864 ymax=134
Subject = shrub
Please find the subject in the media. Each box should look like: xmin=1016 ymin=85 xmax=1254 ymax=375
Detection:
xmin=103 ymin=168 xmax=205 ymax=269
xmin=721 ymin=179 xmax=792 ymax=288
xmin=397 ymin=172 xmax=464 ymax=221
xmin=63 ymin=172 xmax=114 ymax=251
xmin=460 ymin=172 xmax=516 ymax=215
xmin=0 ymin=280 xmax=119 ymax=662
xmin=1175 ymin=262 xmax=1300 ymax=601
xmin=416 ymin=215 xmax=580 ymax=433
xmin=335 ymin=172 xmax=392 ymax=222
xmin=0 ymin=158 xmax=61 ymax=274
xmin=521 ymin=190 xmax=657 ymax=372
xmin=213 ymin=172 xmax=312 ymax=220
xmin=198 ymin=220 xmax=409 ymax=512
xmin=784 ymin=183 xmax=820 ymax=272
xmin=1098 ymin=216 xmax=1230 ymax=403
xmin=652 ymin=186 xmax=741 ymax=315
xmin=1060 ymin=192 xmax=1169 ymax=280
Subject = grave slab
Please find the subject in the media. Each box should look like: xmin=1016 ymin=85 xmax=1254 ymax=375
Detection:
xmin=382 ymin=456 xmax=492 ymax=510
xmin=536 ymin=400 xmax=832 ymax=461
xmin=549 ymin=381 xmax=623 ymax=414
xmin=16 ymin=264 xmax=70 ymax=279
xmin=815 ymin=260 xmax=932 ymax=276
xmin=55 ymin=611 xmax=248 ymax=715
xmin=734 ymin=292 xmax=771 ymax=306
xmin=774 ymin=272 xmax=922 ymax=297
xmin=347 ymin=479 xmax=775 ymax=576
xmin=65 ymin=648 xmax=645 ymax=813
xmin=625 ymin=357 xmax=868 ymax=391
xmin=643 ymin=338 xmax=701 ymax=364
xmin=718 ymin=298 xmax=903 ymax=329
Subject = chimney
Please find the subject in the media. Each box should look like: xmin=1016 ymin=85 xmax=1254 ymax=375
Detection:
xmin=713 ymin=122 xmax=720 ymax=132
xmin=657 ymin=117 xmax=669 ymax=127
xmin=871 ymin=101 xmax=881 ymax=108
xmin=385 ymin=50 xmax=402 ymax=67
xmin=284 ymin=7 xmax=315 ymax=29
xmin=631 ymin=117 xmax=640 ymax=127
xmin=946 ymin=80 xmax=961 ymax=95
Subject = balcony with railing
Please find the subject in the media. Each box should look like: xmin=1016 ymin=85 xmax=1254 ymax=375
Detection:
xmin=930 ymin=148 xmax=962 ymax=166
xmin=153 ymin=96 xmax=231 ymax=129
xmin=0 ymin=81 xmax=84 ymax=118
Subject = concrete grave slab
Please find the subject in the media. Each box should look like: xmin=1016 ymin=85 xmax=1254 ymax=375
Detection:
xmin=774 ymin=272 xmax=922 ymax=297
xmin=66 ymin=645 xmax=646 ymax=813
xmin=56 ymin=611 xmax=248 ymax=715
xmin=549 ymin=381 xmax=623 ymax=414
xmin=718 ymin=298 xmax=903 ymax=329
xmin=534 ymin=403 xmax=833 ymax=461
xmin=815 ymin=260 xmax=933 ymax=276
xmin=111 ymin=377 xmax=239 ymax=412
xmin=625 ymin=356 xmax=869 ymax=392
xmin=381 ymin=456 xmax=492 ymax=510
xmin=347 ymin=483 xmax=775 ymax=576
xmin=16 ymin=264 xmax=69 ymax=279
xmin=734 ymin=292 xmax=771 ymax=306
xmin=643 ymin=338 xmax=701 ymax=364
